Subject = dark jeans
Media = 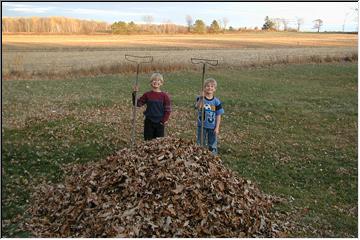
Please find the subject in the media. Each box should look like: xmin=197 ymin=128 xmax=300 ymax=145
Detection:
xmin=144 ymin=118 xmax=165 ymax=140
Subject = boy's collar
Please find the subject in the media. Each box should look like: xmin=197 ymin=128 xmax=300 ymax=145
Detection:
xmin=151 ymin=89 xmax=162 ymax=93
xmin=204 ymin=95 xmax=214 ymax=101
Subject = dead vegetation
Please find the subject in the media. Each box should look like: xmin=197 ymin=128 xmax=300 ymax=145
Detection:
xmin=2 ymin=32 xmax=357 ymax=80
xmin=24 ymin=137 xmax=288 ymax=237
xmin=2 ymin=51 xmax=357 ymax=80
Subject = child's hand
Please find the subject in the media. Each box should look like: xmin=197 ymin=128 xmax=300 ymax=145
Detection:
xmin=196 ymin=97 xmax=203 ymax=109
xmin=199 ymin=90 xmax=205 ymax=96
xmin=133 ymin=85 xmax=139 ymax=92
xmin=214 ymin=127 xmax=220 ymax=135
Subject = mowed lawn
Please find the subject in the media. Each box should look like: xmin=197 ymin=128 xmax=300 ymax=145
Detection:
xmin=2 ymin=62 xmax=357 ymax=237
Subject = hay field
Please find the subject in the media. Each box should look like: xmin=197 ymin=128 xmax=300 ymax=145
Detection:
xmin=2 ymin=32 xmax=358 ymax=78
xmin=2 ymin=32 xmax=358 ymax=49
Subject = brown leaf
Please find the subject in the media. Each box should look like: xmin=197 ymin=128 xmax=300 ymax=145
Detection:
xmin=172 ymin=184 xmax=184 ymax=194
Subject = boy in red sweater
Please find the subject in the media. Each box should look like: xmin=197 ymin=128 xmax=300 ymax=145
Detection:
xmin=133 ymin=73 xmax=171 ymax=140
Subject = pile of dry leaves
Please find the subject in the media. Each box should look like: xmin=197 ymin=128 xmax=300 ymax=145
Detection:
xmin=24 ymin=137 xmax=285 ymax=237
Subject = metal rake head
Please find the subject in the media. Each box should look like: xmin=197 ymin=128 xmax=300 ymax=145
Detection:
xmin=191 ymin=58 xmax=218 ymax=66
xmin=125 ymin=54 xmax=153 ymax=64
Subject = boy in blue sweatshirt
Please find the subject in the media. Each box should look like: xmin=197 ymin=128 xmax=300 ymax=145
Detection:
xmin=195 ymin=78 xmax=224 ymax=154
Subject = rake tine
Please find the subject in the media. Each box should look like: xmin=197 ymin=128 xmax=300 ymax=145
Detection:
xmin=125 ymin=54 xmax=153 ymax=64
xmin=191 ymin=58 xmax=218 ymax=66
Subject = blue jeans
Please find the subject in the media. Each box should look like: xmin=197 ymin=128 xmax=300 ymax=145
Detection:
xmin=197 ymin=127 xmax=218 ymax=154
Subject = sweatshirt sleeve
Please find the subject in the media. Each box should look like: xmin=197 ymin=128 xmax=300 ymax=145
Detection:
xmin=215 ymin=98 xmax=224 ymax=115
xmin=132 ymin=92 xmax=147 ymax=107
xmin=161 ymin=93 xmax=172 ymax=123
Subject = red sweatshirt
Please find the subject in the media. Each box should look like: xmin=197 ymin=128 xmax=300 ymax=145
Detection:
xmin=132 ymin=91 xmax=171 ymax=123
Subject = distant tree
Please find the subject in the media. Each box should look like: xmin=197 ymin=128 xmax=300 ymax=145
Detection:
xmin=342 ymin=12 xmax=350 ymax=32
xmin=193 ymin=19 xmax=206 ymax=33
xmin=271 ymin=18 xmax=282 ymax=31
xmin=354 ymin=7 xmax=359 ymax=31
xmin=209 ymin=20 xmax=221 ymax=33
xmin=262 ymin=16 xmax=275 ymax=30
xmin=222 ymin=17 xmax=229 ymax=31
xmin=228 ymin=26 xmax=235 ymax=32
xmin=296 ymin=17 xmax=304 ymax=32
xmin=143 ymin=15 xmax=154 ymax=25
xmin=313 ymin=19 xmax=323 ymax=32
xmin=127 ymin=21 xmax=138 ymax=33
xmin=281 ymin=18 xmax=290 ymax=31
xmin=162 ymin=20 xmax=176 ymax=34
xmin=143 ymin=15 xmax=154 ymax=32
xmin=2 ymin=17 xmax=109 ymax=33
xmin=185 ymin=15 xmax=193 ymax=32
xmin=111 ymin=21 xmax=128 ymax=34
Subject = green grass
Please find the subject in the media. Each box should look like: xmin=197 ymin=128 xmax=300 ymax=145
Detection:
xmin=2 ymin=62 xmax=357 ymax=237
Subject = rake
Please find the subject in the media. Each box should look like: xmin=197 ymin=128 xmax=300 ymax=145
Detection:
xmin=191 ymin=58 xmax=218 ymax=147
xmin=125 ymin=54 xmax=153 ymax=147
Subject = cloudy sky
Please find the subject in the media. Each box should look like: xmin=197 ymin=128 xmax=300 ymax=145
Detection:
xmin=2 ymin=2 xmax=358 ymax=32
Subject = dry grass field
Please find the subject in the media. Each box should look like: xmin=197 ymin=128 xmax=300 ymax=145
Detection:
xmin=2 ymin=32 xmax=357 ymax=49
xmin=2 ymin=32 xmax=358 ymax=79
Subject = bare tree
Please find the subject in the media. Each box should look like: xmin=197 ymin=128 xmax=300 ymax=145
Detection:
xmin=142 ymin=15 xmax=154 ymax=32
xmin=351 ymin=6 xmax=359 ymax=31
xmin=185 ymin=15 xmax=193 ymax=32
xmin=281 ymin=18 xmax=290 ymax=31
xmin=222 ymin=17 xmax=229 ymax=31
xmin=2 ymin=17 xmax=109 ymax=33
xmin=162 ymin=19 xmax=176 ymax=34
xmin=342 ymin=12 xmax=350 ymax=32
xmin=296 ymin=17 xmax=304 ymax=32
xmin=143 ymin=15 xmax=154 ymax=25
xmin=271 ymin=18 xmax=282 ymax=31
xmin=313 ymin=19 xmax=323 ymax=32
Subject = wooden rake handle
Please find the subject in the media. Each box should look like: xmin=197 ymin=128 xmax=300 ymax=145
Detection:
xmin=191 ymin=58 xmax=218 ymax=66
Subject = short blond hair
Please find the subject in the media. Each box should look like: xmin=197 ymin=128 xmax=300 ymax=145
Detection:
xmin=150 ymin=72 xmax=164 ymax=83
xmin=204 ymin=78 xmax=217 ymax=88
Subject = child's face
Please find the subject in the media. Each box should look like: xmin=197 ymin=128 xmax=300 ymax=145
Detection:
xmin=151 ymin=78 xmax=163 ymax=89
xmin=204 ymin=83 xmax=216 ymax=95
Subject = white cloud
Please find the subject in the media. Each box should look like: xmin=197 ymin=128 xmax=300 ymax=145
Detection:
xmin=2 ymin=3 xmax=33 ymax=8
xmin=68 ymin=8 xmax=150 ymax=17
xmin=10 ymin=7 xmax=54 ymax=14
xmin=3 ymin=2 xmax=55 ymax=14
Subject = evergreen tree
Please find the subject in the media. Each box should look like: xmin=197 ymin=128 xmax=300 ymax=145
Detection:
xmin=262 ymin=16 xmax=275 ymax=30
xmin=209 ymin=20 xmax=221 ymax=33
xmin=193 ymin=19 xmax=206 ymax=33
xmin=111 ymin=21 xmax=128 ymax=34
xmin=127 ymin=21 xmax=138 ymax=33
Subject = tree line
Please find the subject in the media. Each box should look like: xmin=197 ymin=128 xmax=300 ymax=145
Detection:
xmin=111 ymin=21 xmax=188 ymax=34
xmin=262 ymin=16 xmax=324 ymax=32
xmin=2 ymin=16 xmax=330 ymax=34
xmin=2 ymin=17 xmax=110 ymax=33
xmin=111 ymin=19 xmax=225 ymax=34
xmin=2 ymin=16 xmax=230 ymax=34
